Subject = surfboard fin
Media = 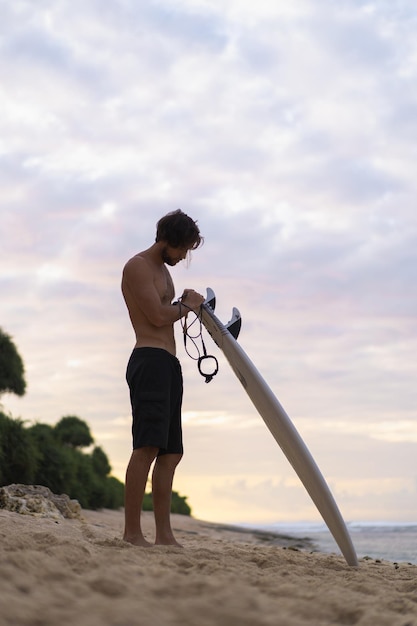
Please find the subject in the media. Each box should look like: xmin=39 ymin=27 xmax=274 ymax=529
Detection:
xmin=226 ymin=308 xmax=242 ymax=340
xmin=204 ymin=287 xmax=216 ymax=311
xmin=204 ymin=289 xmax=241 ymax=340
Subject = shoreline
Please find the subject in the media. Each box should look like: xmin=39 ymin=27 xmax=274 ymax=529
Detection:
xmin=79 ymin=508 xmax=317 ymax=551
xmin=170 ymin=515 xmax=317 ymax=551
xmin=1 ymin=507 xmax=416 ymax=626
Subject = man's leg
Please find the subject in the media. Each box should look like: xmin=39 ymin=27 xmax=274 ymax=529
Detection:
xmin=123 ymin=446 xmax=159 ymax=547
xmin=152 ymin=453 xmax=183 ymax=546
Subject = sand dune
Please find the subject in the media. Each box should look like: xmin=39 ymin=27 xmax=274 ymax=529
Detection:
xmin=0 ymin=507 xmax=416 ymax=626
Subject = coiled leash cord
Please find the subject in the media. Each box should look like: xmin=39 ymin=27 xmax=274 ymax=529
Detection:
xmin=175 ymin=299 xmax=219 ymax=383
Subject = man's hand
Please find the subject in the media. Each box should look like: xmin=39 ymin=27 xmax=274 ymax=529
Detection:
xmin=181 ymin=289 xmax=205 ymax=313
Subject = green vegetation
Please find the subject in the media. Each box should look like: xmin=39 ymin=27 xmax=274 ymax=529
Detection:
xmin=0 ymin=328 xmax=26 ymax=397
xmin=0 ymin=328 xmax=192 ymax=515
xmin=0 ymin=413 xmax=38 ymax=486
xmin=0 ymin=412 xmax=124 ymax=509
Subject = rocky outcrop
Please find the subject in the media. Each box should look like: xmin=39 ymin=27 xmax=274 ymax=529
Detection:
xmin=0 ymin=484 xmax=82 ymax=520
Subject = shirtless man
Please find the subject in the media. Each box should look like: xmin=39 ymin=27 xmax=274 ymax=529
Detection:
xmin=121 ymin=210 xmax=204 ymax=547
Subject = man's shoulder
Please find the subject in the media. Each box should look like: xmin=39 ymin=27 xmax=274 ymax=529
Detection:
xmin=125 ymin=252 xmax=145 ymax=264
xmin=123 ymin=253 xmax=150 ymax=280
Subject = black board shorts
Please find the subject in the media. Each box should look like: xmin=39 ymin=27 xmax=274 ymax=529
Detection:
xmin=126 ymin=347 xmax=183 ymax=455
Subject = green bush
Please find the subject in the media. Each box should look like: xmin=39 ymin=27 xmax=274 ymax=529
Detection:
xmin=0 ymin=412 xmax=38 ymax=485
xmin=91 ymin=446 xmax=112 ymax=477
xmin=0 ymin=413 xmax=124 ymax=510
xmin=54 ymin=415 xmax=94 ymax=448
xmin=28 ymin=423 xmax=76 ymax=494
xmin=103 ymin=476 xmax=125 ymax=509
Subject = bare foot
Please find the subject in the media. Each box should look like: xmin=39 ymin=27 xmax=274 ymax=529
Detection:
xmin=154 ymin=535 xmax=183 ymax=547
xmin=123 ymin=534 xmax=153 ymax=548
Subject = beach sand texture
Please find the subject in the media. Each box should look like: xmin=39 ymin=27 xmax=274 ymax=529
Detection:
xmin=1 ymin=508 xmax=416 ymax=626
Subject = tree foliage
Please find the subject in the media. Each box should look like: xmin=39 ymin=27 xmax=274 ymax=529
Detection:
xmin=0 ymin=328 xmax=26 ymax=397
xmin=0 ymin=412 xmax=124 ymax=510
xmin=28 ymin=423 xmax=75 ymax=495
xmin=54 ymin=415 xmax=94 ymax=448
xmin=0 ymin=413 xmax=38 ymax=485
xmin=91 ymin=446 xmax=112 ymax=477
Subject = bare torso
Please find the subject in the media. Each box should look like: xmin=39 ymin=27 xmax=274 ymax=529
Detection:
xmin=122 ymin=249 xmax=177 ymax=355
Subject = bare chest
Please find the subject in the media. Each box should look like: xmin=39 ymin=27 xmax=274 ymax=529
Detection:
xmin=154 ymin=266 xmax=175 ymax=304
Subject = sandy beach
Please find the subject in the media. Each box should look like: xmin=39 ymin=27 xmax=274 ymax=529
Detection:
xmin=1 ymin=507 xmax=416 ymax=626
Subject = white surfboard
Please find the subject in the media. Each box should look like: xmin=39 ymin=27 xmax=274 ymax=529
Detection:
xmin=201 ymin=289 xmax=358 ymax=566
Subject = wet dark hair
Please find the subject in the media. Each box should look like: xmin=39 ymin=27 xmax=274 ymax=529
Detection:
xmin=155 ymin=209 xmax=203 ymax=250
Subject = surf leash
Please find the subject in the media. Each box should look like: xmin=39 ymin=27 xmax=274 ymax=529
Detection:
xmin=174 ymin=299 xmax=219 ymax=383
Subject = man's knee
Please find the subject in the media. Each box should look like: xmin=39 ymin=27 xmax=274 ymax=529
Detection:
xmin=132 ymin=446 xmax=159 ymax=463
xmin=156 ymin=453 xmax=183 ymax=469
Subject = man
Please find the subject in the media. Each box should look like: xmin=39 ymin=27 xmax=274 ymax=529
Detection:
xmin=121 ymin=209 xmax=204 ymax=547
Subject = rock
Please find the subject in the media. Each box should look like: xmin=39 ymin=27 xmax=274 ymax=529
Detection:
xmin=0 ymin=484 xmax=82 ymax=520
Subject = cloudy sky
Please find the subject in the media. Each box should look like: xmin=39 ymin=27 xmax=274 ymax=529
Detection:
xmin=1 ymin=0 xmax=417 ymax=531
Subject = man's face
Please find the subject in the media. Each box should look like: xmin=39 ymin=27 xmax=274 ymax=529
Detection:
xmin=162 ymin=244 xmax=189 ymax=266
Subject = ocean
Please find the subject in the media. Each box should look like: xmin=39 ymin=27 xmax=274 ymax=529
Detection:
xmin=245 ymin=521 xmax=417 ymax=564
